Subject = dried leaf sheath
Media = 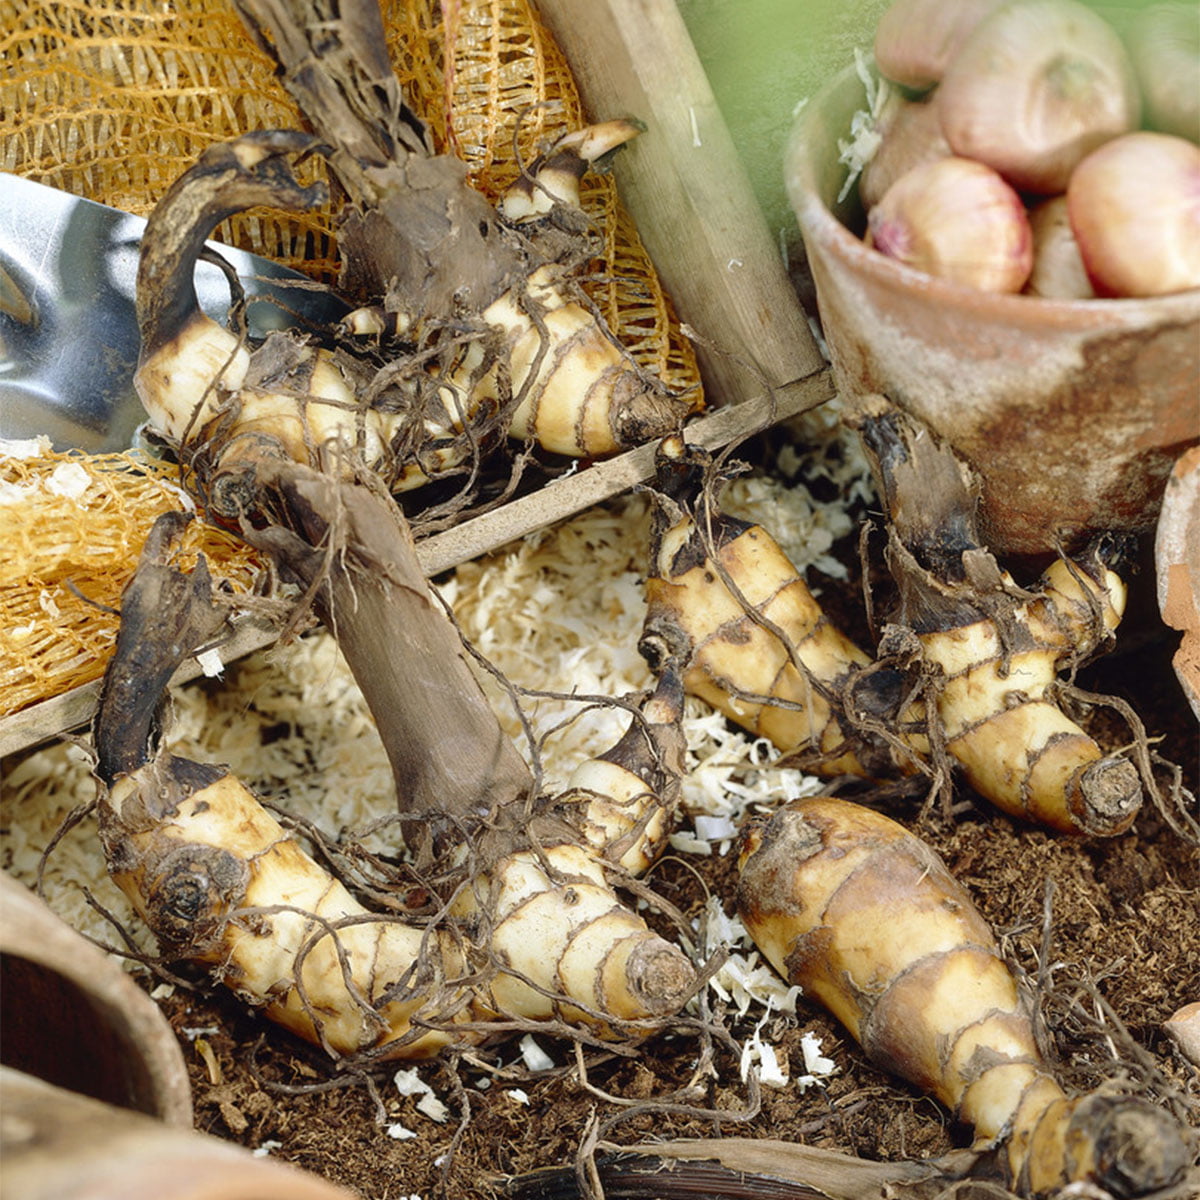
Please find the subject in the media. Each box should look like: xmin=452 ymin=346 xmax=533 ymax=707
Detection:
xmin=234 ymin=0 xmax=523 ymax=313
xmin=216 ymin=450 xmax=534 ymax=851
xmin=92 ymin=513 xmax=229 ymax=783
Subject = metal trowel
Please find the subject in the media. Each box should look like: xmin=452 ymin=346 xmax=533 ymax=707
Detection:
xmin=0 ymin=172 xmax=348 ymax=452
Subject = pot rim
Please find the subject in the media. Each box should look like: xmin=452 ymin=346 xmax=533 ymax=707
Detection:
xmin=0 ymin=872 xmax=193 ymax=1126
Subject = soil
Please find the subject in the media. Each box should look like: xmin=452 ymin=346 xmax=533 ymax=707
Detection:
xmin=146 ymin=518 xmax=1200 ymax=1200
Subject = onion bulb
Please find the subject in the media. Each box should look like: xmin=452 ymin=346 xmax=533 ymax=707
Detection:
xmin=938 ymin=0 xmax=1141 ymax=194
xmin=1067 ymin=132 xmax=1200 ymax=297
xmin=1127 ymin=3 xmax=1200 ymax=142
xmin=1024 ymin=196 xmax=1095 ymax=299
xmin=867 ymin=157 xmax=1033 ymax=293
xmin=873 ymin=0 xmax=1004 ymax=91
xmin=859 ymin=92 xmax=952 ymax=211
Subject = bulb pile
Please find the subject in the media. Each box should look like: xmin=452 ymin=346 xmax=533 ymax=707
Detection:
xmin=861 ymin=0 xmax=1200 ymax=298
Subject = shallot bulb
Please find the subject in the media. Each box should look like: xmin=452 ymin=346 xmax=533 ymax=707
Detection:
xmin=859 ymin=91 xmax=952 ymax=211
xmin=873 ymin=0 xmax=1004 ymax=91
xmin=1127 ymin=3 xmax=1200 ymax=142
xmin=1024 ymin=196 xmax=1095 ymax=299
xmin=938 ymin=0 xmax=1141 ymax=194
xmin=1067 ymin=132 xmax=1200 ymax=297
xmin=867 ymin=156 xmax=1033 ymax=293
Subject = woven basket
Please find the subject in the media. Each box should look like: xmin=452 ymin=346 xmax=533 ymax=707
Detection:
xmin=0 ymin=450 xmax=261 ymax=716
xmin=0 ymin=0 xmax=702 ymax=715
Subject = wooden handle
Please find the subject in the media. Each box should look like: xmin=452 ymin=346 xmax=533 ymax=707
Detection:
xmin=535 ymin=0 xmax=826 ymax=408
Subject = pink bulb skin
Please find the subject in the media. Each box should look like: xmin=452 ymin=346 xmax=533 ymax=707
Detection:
xmin=867 ymin=157 xmax=1034 ymax=294
xmin=1068 ymin=132 xmax=1200 ymax=298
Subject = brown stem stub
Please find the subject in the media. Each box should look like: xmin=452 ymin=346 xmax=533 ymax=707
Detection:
xmin=93 ymin=514 xmax=229 ymax=784
xmin=1060 ymin=1094 xmax=1191 ymax=1198
xmin=136 ymin=130 xmax=328 ymax=360
xmin=236 ymin=455 xmax=534 ymax=856
xmin=626 ymin=940 xmax=696 ymax=1016
xmin=1071 ymin=755 xmax=1142 ymax=836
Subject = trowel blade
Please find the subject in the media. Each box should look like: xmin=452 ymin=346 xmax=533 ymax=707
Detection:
xmin=0 ymin=172 xmax=346 ymax=452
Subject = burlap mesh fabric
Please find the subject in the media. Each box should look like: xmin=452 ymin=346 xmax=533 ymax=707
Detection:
xmin=2 ymin=0 xmax=337 ymax=274
xmin=0 ymin=451 xmax=262 ymax=716
xmin=0 ymin=0 xmax=703 ymax=716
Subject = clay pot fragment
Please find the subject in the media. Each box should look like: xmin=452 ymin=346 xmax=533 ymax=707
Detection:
xmin=0 ymin=872 xmax=191 ymax=1124
xmin=1162 ymin=1001 xmax=1200 ymax=1067
xmin=0 ymin=1067 xmax=356 ymax=1200
xmin=0 ymin=875 xmax=356 ymax=1198
xmin=1154 ymin=445 xmax=1200 ymax=718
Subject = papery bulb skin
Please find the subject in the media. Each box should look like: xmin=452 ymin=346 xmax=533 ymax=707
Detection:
xmin=874 ymin=0 xmax=1005 ymax=90
xmin=1068 ymin=131 xmax=1200 ymax=297
xmin=1024 ymin=196 xmax=1096 ymax=299
xmin=860 ymin=92 xmax=953 ymax=212
xmin=939 ymin=0 xmax=1141 ymax=194
xmin=867 ymin=157 xmax=1034 ymax=293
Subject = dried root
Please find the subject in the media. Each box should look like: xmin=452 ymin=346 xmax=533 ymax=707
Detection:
xmin=736 ymin=796 xmax=1194 ymax=1197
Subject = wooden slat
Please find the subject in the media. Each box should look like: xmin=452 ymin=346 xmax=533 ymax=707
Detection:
xmin=535 ymin=0 xmax=826 ymax=408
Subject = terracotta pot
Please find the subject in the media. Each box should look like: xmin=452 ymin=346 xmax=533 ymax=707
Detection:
xmin=1163 ymin=1001 xmax=1200 ymax=1068
xmin=0 ymin=872 xmax=191 ymax=1125
xmin=1155 ymin=444 xmax=1200 ymax=718
xmin=0 ymin=1068 xmax=356 ymax=1200
xmin=0 ymin=880 xmax=359 ymax=1198
xmin=785 ymin=66 xmax=1200 ymax=558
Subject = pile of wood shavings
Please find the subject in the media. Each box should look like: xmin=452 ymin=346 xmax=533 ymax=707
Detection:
xmin=1 ymin=425 xmax=867 ymax=1035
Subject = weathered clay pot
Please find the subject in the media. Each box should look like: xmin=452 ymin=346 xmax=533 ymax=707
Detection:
xmin=0 ymin=872 xmax=191 ymax=1125
xmin=1 ymin=1068 xmax=356 ymax=1200
xmin=1155 ymin=444 xmax=1200 ymax=718
xmin=785 ymin=66 xmax=1200 ymax=558
xmin=0 ymin=876 xmax=357 ymax=1199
